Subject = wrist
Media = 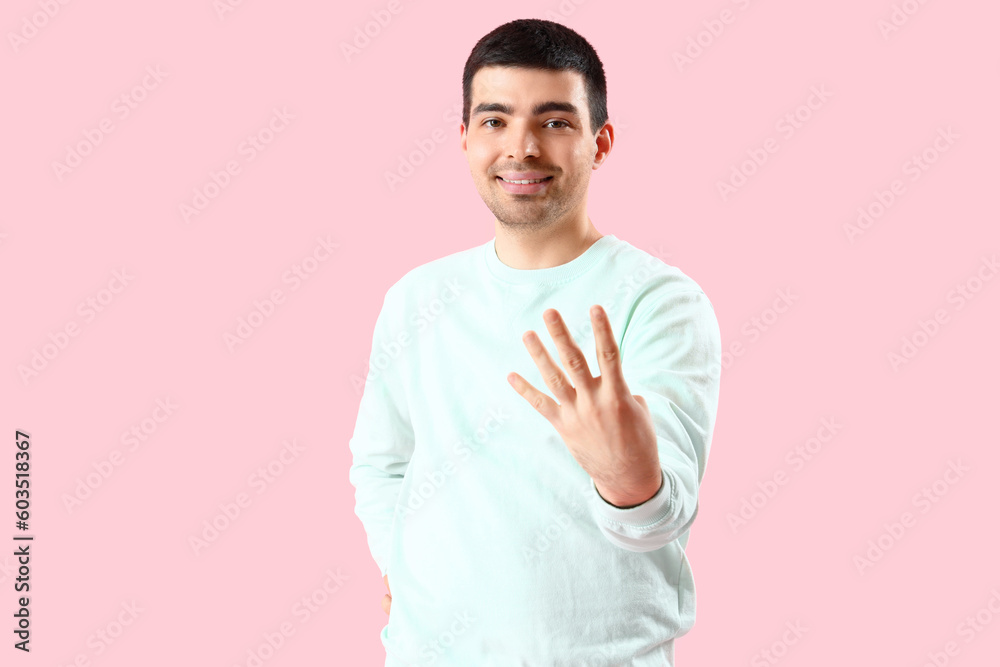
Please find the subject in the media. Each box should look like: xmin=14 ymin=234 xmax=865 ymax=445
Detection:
xmin=595 ymin=469 xmax=664 ymax=508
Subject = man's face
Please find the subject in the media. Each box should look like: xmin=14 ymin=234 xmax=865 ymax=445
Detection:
xmin=461 ymin=66 xmax=609 ymax=234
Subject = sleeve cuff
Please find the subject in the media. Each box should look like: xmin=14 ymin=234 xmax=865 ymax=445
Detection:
xmin=589 ymin=467 xmax=673 ymax=530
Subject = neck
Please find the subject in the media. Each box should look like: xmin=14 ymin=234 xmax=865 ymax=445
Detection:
xmin=494 ymin=217 xmax=603 ymax=270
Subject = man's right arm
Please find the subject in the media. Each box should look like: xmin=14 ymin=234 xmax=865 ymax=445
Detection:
xmin=348 ymin=284 xmax=415 ymax=578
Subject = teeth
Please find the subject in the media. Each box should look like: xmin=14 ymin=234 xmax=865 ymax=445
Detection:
xmin=500 ymin=177 xmax=548 ymax=184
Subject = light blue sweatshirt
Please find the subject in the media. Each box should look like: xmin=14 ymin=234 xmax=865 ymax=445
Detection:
xmin=348 ymin=234 xmax=722 ymax=666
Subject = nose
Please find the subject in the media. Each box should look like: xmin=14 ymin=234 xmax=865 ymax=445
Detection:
xmin=505 ymin=122 xmax=540 ymax=161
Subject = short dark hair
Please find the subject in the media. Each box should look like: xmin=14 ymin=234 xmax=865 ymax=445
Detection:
xmin=462 ymin=19 xmax=608 ymax=137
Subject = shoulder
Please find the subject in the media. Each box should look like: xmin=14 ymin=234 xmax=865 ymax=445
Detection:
xmin=605 ymin=236 xmax=714 ymax=306
xmin=383 ymin=240 xmax=485 ymax=304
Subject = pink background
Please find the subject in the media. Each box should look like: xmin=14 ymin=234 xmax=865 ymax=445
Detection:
xmin=3 ymin=1 xmax=999 ymax=665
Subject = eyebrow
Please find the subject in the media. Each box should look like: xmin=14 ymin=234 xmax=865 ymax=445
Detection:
xmin=471 ymin=101 xmax=581 ymax=119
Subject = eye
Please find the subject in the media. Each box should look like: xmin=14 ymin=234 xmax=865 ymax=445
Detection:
xmin=481 ymin=119 xmax=570 ymax=129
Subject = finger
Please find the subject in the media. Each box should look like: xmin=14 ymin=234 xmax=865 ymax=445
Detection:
xmin=507 ymin=371 xmax=561 ymax=424
xmin=520 ymin=328 xmax=576 ymax=403
xmin=382 ymin=593 xmax=391 ymax=615
xmin=590 ymin=305 xmax=629 ymax=395
xmin=542 ymin=308 xmax=595 ymax=389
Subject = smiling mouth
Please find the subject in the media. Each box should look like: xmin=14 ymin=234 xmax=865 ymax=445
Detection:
xmin=497 ymin=176 xmax=553 ymax=184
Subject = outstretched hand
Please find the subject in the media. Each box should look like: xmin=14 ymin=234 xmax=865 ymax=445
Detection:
xmin=506 ymin=305 xmax=663 ymax=508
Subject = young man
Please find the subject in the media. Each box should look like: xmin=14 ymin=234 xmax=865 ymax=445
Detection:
xmin=348 ymin=18 xmax=722 ymax=666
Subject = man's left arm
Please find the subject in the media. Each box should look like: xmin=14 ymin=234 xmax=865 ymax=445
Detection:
xmin=588 ymin=289 xmax=722 ymax=552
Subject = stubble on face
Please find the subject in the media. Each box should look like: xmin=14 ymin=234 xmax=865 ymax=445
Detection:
xmin=464 ymin=67 xmax=597 ymax=239
xmin=485 ymin=174 xmax=568 ymax=237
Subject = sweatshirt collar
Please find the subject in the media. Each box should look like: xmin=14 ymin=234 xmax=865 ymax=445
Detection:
xmin=484 ymin=234 xmax=618 ymax=286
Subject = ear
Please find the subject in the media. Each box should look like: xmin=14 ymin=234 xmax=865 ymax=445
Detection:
xmin=592 ymin=121 xmax=614 ymax=169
